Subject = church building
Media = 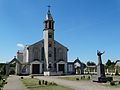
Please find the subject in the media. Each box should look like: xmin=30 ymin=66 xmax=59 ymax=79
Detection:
xmin=16 ymin=7 xmax=68 ymax=75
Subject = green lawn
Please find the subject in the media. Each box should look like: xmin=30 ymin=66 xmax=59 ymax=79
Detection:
xmin=0 ymin=80 xmax=3 ymax=90
xmin=20 ymin=78 xmax=74 ymax=90
xmin=59 ymin=76 xmax=91 ymax=81
xmin=112 ymin=84 xmax=120 ymax=88
xmin=103 ymin=83 xmax=120 ymax=88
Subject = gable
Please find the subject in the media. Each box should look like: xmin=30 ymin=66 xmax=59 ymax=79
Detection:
xmin=54 ymin=40 xmax=68 ymax=50
xmin=28 ymin=40 xmax=43 ymax=49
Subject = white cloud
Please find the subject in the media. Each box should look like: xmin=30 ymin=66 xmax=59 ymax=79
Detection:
xmin=17 ymin=43 xmax=24 ymax=48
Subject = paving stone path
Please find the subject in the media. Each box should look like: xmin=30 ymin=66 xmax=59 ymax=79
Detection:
xmin=3 ymin=75 xmax=28 ymax=90
xmin=36 ymin=76 xmax=120 ymax=90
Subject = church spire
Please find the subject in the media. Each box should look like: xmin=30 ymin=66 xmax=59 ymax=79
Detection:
xmin=44 ymin=6 xmax=54 ymax=30
xmin=45 ymin=5 xmax=53 ymax=21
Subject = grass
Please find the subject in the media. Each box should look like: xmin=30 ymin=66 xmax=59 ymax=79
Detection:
xmin=59 ymin=76 xmax=91 ymax=81
xmin=0 ymin=75 xmax=6 ymax=90
xmin=103 ymin=83 xmax=120 ymax=88
xmin=20 ymin=78 xmax=74 ymax=90
xmin=111 ymin=84 xmax=120 ymax=88
xmin=0 ymin=80 xmax=3 ymax=90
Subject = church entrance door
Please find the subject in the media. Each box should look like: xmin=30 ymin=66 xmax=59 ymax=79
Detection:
xmin=32 ymin=64 xmax=40 ymax=74
xmin=58 ymin=64 xmax=65 ymax=73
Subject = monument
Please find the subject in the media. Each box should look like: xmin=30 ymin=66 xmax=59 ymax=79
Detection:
xmin=96 ymin=50 xmax=106 ymax=82
xmin=93 ymin=50 xmax=113 ymax=83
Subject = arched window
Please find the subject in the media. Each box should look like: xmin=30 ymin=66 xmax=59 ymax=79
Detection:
xmin=58 ymin=48 xmax=63 ymax=59
xmin=33 ymin=47 xmax=39 ymax=60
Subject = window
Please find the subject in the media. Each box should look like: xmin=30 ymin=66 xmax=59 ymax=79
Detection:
xmin=48 ymin=64 xmax=52 ymax=68
xmin=49 ymin=53 xmax=52 ymax=57
xmin=33 ymin=47 xmax=39 ymax=60
xmin=49 ymin=21 xmax=51 ymax=29
xmin=41 ymin=47 xmax=44 ymax=61
xmin=54 ymin=47 xmax=56 ymax=61
xmin=49 ymin=34 xmax=52 ymax=38
xmin=54 ymin=63 xmax=56 ymax=68
xmin=49 ymin=43 xmax=52 ymax=47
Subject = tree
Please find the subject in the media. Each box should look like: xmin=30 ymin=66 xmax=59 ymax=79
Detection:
xmin=106 ymin=59 xmax=111 ymax=68
xmin=105 ymin=59 xmax=115 ymax=74
xmin=105 ymin=59 xmax=115 ymax=68
xmin=87 ymin=61 xmax=96 ymax=66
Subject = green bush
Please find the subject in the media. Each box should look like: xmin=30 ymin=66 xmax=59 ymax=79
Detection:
xmin=76 ymin=78 xmax=79 ymax=80
xmin=0 ymin=76 xmax=2 ymax=80
xmin=39 ymin=80 xmax=41 ymax=85
xmin=81 ymin=76 xmax=83 ymax=79
xmin=21 ymin=77 xmax=24 ymax=79
xmin=42 ymin=80 xmax=44 ymax=84
xmin=31 ymin=75 xmax=34 ymax=78
xmin=87 ymin=76 xmax=90 ymax=80
xmin=110 ymin=81 xmax=115 ymax=86
xmin=45 ymin=81 xmax=48 ymax=85
xmin=83 ymin=76 xmax=85 ymax=79
xmin=118 ymin=81 xmax=120 ymax=84
xmin=0 ymin=81 xmax=3 ymax=87
xmin=49 ymin=82 xmax=53 ymax=85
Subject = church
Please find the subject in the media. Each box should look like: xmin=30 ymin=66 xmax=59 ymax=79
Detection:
xmin=7 ymin=7 xmax=86 ymax=76
xmin=16 ymin=7 xmax=68 ymax=75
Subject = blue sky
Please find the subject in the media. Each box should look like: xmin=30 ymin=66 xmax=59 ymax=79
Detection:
xmin=0 ymin=0 xmax=120 ymax=64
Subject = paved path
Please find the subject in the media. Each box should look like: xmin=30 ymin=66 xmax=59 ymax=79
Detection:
xmin=36 ymin=76 xmax=120 ymax=90
xmin=3 ymin=75 xmax=28 ymax=90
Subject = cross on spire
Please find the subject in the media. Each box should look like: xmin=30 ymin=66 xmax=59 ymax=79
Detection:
xmin=48 ymin=5 xmax=51 ymax=10
xmin=47 ymin=5 xmax=51 ymax=14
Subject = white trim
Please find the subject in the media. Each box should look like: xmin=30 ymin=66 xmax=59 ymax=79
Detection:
xmin=30 ymin=61 xmax=43 ymax=74
xmin=56 ymin=61 xmax=67 ymax=73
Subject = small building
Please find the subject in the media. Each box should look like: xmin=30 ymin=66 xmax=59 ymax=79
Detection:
xmin=85 ymin=65 xmax=96 ymax=74
xmin=115 ymin=60 xmax=120 ymax=75
xmin=67 ymin=58 xmax=85 ymax=74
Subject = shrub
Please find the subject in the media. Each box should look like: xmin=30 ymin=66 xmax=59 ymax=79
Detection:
xmin=110 ymin=81 xmax=115 ymax=86
xmin=76 ymin=78 xmax=79 ymax=80
xmin=49 ymin=82 xmax=53 ymax=85
xmin=0 ymin=76 xmax=2 ymax=80
xmin=31 ymin=75 xmax=34 ymax=78
xmin=0 ymin=82 xmax=3 ymax=87
xmin=81 ymin=76 xmax=83 ymax=79
xmin=106 ymin=77 xmax=113 ymax=82
xmin=118 ymin=81 xmax=120 ymax=84
xmin=39 ymin=80 xmax=41 ymax=85
xmin=83 ymin=76 xmax=85 ymax=79
xmin=45 ymin=81 xmax=48 ymax=85
xmin=87 ymin=76 xmax=90 ymax=80
xmin=42 ymin=80 xmax=44 ymax=84
xmin=21 ymin=77 xmax=23 ymax=79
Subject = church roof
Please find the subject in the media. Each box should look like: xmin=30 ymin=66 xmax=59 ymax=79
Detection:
xmin=74 ymin=57 xmax=81 ymax=64
xmin=9 ymin=56 xmax=21 ymax=64
xmin=28 ymin=39 xmax=68 ymax=51
xmin=55 ymin=40 xmax=68 ymax=50
xmin=28 ymin=40 xmax=43 ymax=48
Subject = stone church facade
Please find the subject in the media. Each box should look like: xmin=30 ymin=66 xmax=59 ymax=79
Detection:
xmin=16 ymin=8 xmax=68 ymax=75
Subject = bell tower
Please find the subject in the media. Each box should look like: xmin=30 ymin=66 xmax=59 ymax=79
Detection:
xmin=43 ymin=6 xmax=55 ymax=71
